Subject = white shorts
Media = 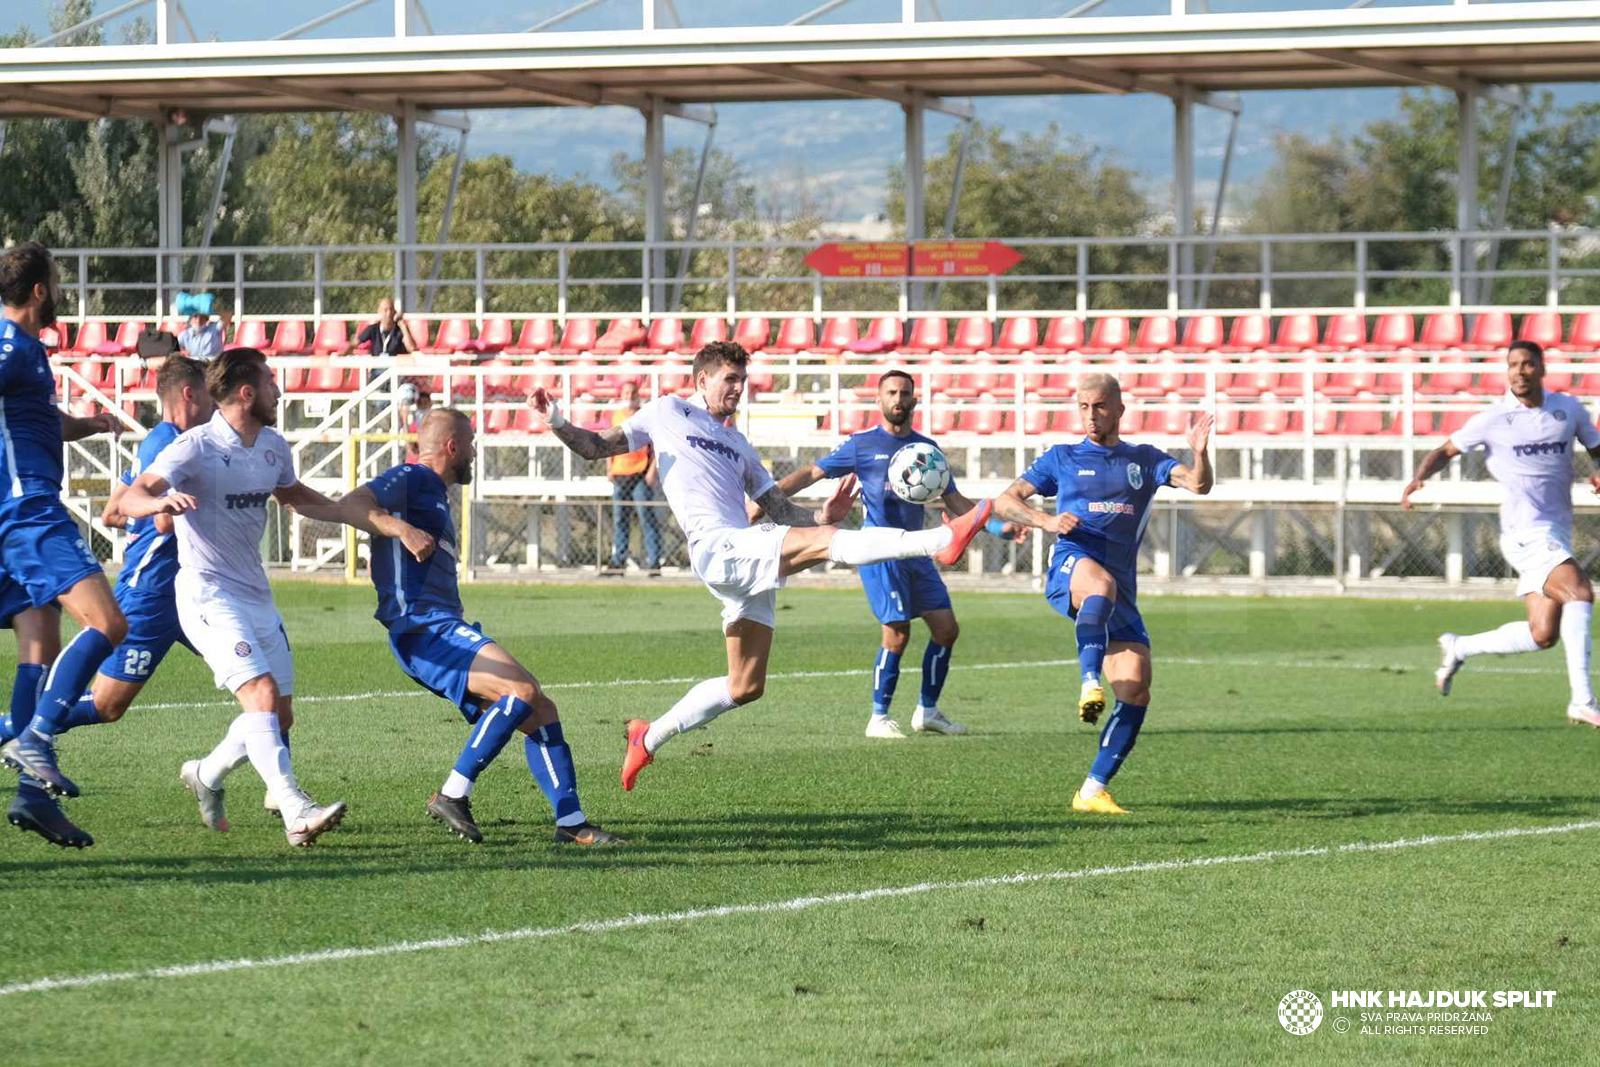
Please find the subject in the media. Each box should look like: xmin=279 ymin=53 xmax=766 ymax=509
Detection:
xmin=1499 ymin=526 xmax=1575 ymax=598
xmin=691 ymin=523 xmax=790 ymax=633
xmin=175 ymin=569 xmax=294 ymax=695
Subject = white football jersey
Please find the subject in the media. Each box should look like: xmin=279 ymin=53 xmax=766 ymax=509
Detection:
xmin=622 ymin=394 xmax=775 ymax=550
xmin=1450 ymin=391 xmax=1600 ymax=540
xmin=144 ymin=409 xmax=296 ymax=604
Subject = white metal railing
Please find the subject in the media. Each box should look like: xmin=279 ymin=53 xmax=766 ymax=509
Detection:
xmin=45 ymin=228 xmax=1600 ymax=327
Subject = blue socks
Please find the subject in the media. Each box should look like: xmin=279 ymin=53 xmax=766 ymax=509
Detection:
xmin=2 ymin=663 xmax=47 ymax=744
xmin=27 ymin=629 xmax=115 ymax=739
xmin=871 ymin=648 xmax=903 ymax=716
xmin=1075 ymin=595 xmax=1112 ymax=682
xmin=1089 ymin=702 xmax=1147 ymax=785
xmin=452 ymin=694 xmax=533 ymax=782
xmin=920 ymin=642 xmax=952 ymax=708
xmin=55 ymin=694 xmax=104 ymax=735
xmin=524 ymin=721 xmax=584 ymax=826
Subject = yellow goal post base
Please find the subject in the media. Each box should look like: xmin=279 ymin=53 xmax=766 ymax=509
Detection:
xmin=340 ymin=433 xmax=472 ymax=584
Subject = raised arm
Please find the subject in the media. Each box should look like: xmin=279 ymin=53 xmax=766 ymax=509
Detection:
xmin=1401 ymin=439 xmax=1463 ymax=509
xmin=994 ymin=476 xmax=1077 ymax=535
xmin=61 ymin=411 xmax=121 ymax=442
xmin=281 ymin=484 xmax=435 ymax=561
xmin=1166 ymin=412 xmax=1214 ymax=495
xmin=528 ymin=387 xmax=631 ymax=461
xmin=749 ymin=463 xmax=829 ymax=523
xmin=753 ymin=474 xmax=858 ymax=529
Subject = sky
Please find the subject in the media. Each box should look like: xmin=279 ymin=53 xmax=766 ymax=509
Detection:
xmin=11 ymin=0 xmax=1600 ymax=220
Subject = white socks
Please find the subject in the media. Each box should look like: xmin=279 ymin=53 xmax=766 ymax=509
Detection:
xmin=197 ymin=726 xmax=250 ymax=791
xmin=1080 ymin=777 xmax=1105 ymax=799
xmin=441 ymin=770 xmax=473 ymax=799
xmin=205 ymin=711 xmax=310 ymax=820
xmin=827 ymin=526 xmax=951 ymax=566
xmin=1454 ymin=622 xmax=1540 ymax=659
xmin=645 ymin=677 xmax=738 ymax=753
xmin=1561 ymin=601 xmax=1595 ymax=705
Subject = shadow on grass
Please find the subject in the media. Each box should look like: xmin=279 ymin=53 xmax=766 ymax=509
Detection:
xmin=1163 ymin=795 xmax=1595 ymax=819
xmin=1151 ymin=724 xmax=1567 ymax=736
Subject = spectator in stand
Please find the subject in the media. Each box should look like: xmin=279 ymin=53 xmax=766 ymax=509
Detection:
xmin=603 ymin=380 xmax=661 ymax=577
xmin=347 ymin=295 xmax=418 ymax=360
xmin=176 ymin=302 xmax=231 ymax=361
xmin=399 ymin=383 xmax=434 ymax=464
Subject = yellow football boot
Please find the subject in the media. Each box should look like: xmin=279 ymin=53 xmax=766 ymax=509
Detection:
xmin=1077 ymin=680 xmax=1106 ymax=724
xmin=1072 ymin=788 xmax=1129 ymax=815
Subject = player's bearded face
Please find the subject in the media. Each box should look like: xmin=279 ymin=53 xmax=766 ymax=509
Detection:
xmin=879 ymin=383 xmax=915 ymax=426
xmin=701 ymin=365 xmax=746 ymax=418
xmin=249 ymin=372 xmax=279 ymax=426
xmin=451 ymin=434 xmax=475 ymax=485
xmin=1507 ymin=352 xmax=1542 ymax=397
xmin=38 ymin=269 xmax=59 ymax=328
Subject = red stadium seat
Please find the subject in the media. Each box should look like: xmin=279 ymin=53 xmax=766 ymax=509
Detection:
xmin=1049 ymin=407 xmax=1085 ymax=435
xmin=767 ymin=318 xmax=815 ymax=355
xmin=426 ymin=318 xmax=474 ymax=355
xmin=479 ymin=359 xmax=521 ymax=398
xmin=733 ymin=317 xmax=770 ymax=355
xmin=655 ymin=364 xmax=693 ymax=395
xmin=990 ymin=317 xmax=1038 ymax=356
xmin=1437 ymin=409 xmax=1475 ymax=436
xmin=1567 ymin=373 xmax=1600 ymax=397
xmin=1416 ymin=354 xmax=1474 ymax=396
xmin=1172 ymin=315 xmax=1224 ymax=354
xmin=1036 ymin=316 xmax=1084 ymax=355
xmin=1266 ymin=313 xmax=1318 ymax=353
xmin=38 ymin=324 xmax=68 ymax=351
xmin=635 ymin=318 xmax=683 ymax=356
xmin=592 ymin=318 xmax=645 ymax=356
xmin=404 ymin=316 xmax=433 ymax=352
xmin=1541 ymin=367 xmax=1576 ymax=394
xmin=67 ymin=320 xmax=107 ymax=355
xmin=1222 ymin=362 xmax=1282 ymax=399
xmin=305 ymin=364 xmax=356 ymax=392
xmin=851 ymin=367 xmax=889 ymax=399
xmin=1565 ymin=312 xmax=1600 ymax=356
xmin=1517 ymin=311 xmax=1563 ymax=351
xmin=1385 ymin=409 xmax=1438 ymax=436
xmin=1023 ymin=405 xmax=1051 ymax=436
xmin=1342 ymin=405 xmax=1386 ymax=435
xmin=1316 ymin=356 xmax=1385 ymax=398
xmin=1219 ymin=314 xmax=1272 ymax=354
xmin=552 ymin=317 xmax=600 ymax=355
xmin=746 ymin=363 xmax=775 ymax=395
xmin=813 ymin=317 xmax=859 ymax=356
xmin=900 ymin=317 xmax=948 ymax=356
xmin=507 ymin=318 xmax=557 ymax=356
xmin=1126 ymin=316 xmax=1177 ymax=355
xmin=859 ymin=317 xmax=903 ymax=353
xmin=1079 ymin=316 xmax=1131 ymax=356
xmin=679 ymin=317 xmax=729 ymax=354
xmin=1460 ymin=311 xmax=1513 ymax=352
xmin=71 ymin=359 xmax=114 ymax=393
xmin=1241 ymin=397 xmax=1299 ymax=435
xmin=232 ymin=320 xmax=269 ymax=350
xmin=466 ymin=317 xmax=513 ymax=355
xmin=264 ymin=320 xmax=309 ymax=355
xmin=1144 ymin=404 xmax=1188 ymax=437
xmin=1416 ymin=313 xmax=1463 ymax=352
xmin=96 ymin=320 xmax=144 ymax=356
xmin=1212 ymin=403 xmax=1246 ymax=436
xmin=1128 ymin=362 xmax=1198 ymax=400
xmin=310 ymin=320 xmax=349 ymax=355
xmin=945 ymin=317 xmax=993 ymax=356
xmin=1365 ymin=313 xmax=1414 ymax=352
xmin=1316 ymin=312 xmax=1367 ymax=352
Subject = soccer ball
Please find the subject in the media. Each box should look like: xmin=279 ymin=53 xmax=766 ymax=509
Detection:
xmin=887 ymin=442 xmax=951 ymax=504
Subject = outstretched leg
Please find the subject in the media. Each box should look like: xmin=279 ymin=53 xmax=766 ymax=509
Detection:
xmin=1073 ymin=641 xmax=1152 ymax=816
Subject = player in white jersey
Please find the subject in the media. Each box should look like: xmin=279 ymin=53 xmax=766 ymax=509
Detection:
xmin=120 ymin=349 xmax=423 ymax=844
xmin=529 ymin=341 xmax=994 ymax=791
xmin=1402 ymin=340 xmax=1600 ymax=726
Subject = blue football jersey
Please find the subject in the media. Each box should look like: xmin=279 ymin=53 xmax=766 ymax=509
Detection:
xmin=1022 ymin=438 xmax=1180 ymax=598
xmin=116 ymin=421 xmax=183 ymax=594
xmin=816 ymin=426 xmax=958 ymax=532
xmin=365 ymin=463 xmax=465 ymax=626
xmin=0 ymin=318 xmax=64 ymax=507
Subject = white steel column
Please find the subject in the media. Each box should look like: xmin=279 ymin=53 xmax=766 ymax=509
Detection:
xmin=157 ymin=119 xmax=184 ymax=311
xmin=394 ymin=0 xmax=416 ymax=36
xmin=155 ymin=0 xmax=175 ymax=44
xmin=644 ymin=97 xmax=667 ymax=314
xmin=397 ymin=102 xmax=420 ymax=308
xmin=904 ymin=92 xmax=926 ymax=311
xmin=1173 ymin=84 xmax=1196 ymax=310
xmin=1457 ymin=87 xmax=1480 ymax=306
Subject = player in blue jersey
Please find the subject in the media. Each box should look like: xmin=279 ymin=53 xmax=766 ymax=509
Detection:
xmin=295 ymin=407 xmax=623 ymax=846
xmin=771 ymin=370 xmax=1020 ymax=738
xmin=994 ymin=373 xmax=1213 ymax=815
xmin=0 ymin=242 xmax=130 ymax=847
xmin=0 ymin=356 xmax=212 ymax=846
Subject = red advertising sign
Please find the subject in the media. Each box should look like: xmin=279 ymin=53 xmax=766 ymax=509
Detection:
xmin=803 ymin=242 xmax=908 ymax=278
xmin=912 ymin=240 xmax=1023 ymax=277
xmin=805 ymin=241 xmax=1022 ymax=278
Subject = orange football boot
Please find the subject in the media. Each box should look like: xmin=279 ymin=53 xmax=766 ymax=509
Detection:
xmin=621 ymin=718 xmax=654 ymax=791
xmin=935 ymin=498 xmax=993 ymax=566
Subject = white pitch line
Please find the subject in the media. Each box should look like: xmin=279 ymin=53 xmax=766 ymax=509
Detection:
xmin=119 ymin=654 xmax=1562 ymax=715
xmin=3 ymin=819 xmax=1595 ymax=999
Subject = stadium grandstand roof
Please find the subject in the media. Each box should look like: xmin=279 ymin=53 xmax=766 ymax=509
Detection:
xmin=4 ymin=2 xmax=1600 ymax=121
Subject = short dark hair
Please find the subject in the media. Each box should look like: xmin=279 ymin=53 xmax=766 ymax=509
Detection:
xmin=156 ymin=355 xmax=206 ymax=402
xmin=0 ymin=242 xmax=54 ymax=310
xmin=205 ymin=347 xmax=270 ymax=403
xmin=878 ymin=369 xmax=915 ymax=391
xmin=1509 ymin=339 xmax=1544 ymax=362
xmin=693 ymin=340 xmax=750 ymax=380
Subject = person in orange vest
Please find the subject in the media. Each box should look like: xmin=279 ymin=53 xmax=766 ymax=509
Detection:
xmin=604 ymin=380 xmax=662 ymax=576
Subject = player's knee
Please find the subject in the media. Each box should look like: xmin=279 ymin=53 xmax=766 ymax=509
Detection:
xmin=98 ymin=698 xmax=130 ymax=723
xmin=728 ymin=677 xmax=764 ymax=705
xmin=97 ymin=611 xmax=128 ymax=646
xmin=508 ymin=677 xmax=541 ymax=708
xmin=882 ymin=626 xmax=911 ymax=655
xmin=1532 ymin=623 xmax=1560 ymax=650
xmin=1119 ymin=686 xmax=1151 ymax=707
xmin=930 ymin=619 xmax=959 ymax=646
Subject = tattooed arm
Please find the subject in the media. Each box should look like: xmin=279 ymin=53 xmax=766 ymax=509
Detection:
xmin=753 ymin=475 xmax=858 ymax=529
xmin=528 ymin=387 xmax=632 ymax=460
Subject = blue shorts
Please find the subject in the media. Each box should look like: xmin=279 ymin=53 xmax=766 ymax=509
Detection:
xmin=1044 ymin=550 xmax=1152 ymax=648
xmin=387 ymin=612 xmax=494 ymax=722
xmin=858 ymin=557 xmax=953 ymax=625
xmin=97 ymin=584 xmax=196 ymax=683
xmin=0 ymin=494 xmax=103 ymax=627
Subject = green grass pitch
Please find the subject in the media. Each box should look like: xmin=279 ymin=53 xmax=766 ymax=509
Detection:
xmin=1 ymin=580 xmax=1597 ymax=1065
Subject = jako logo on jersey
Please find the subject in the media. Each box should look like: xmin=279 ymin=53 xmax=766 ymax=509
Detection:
xmin=686 ymin=434 xmax=740 ymax=461
xmin=1088 ymin=501 xmax=1135 ymax=515
xmin=1126 ymin=462 xmax=1143 ymax=489
xmin=1077 ymin=469 xmax=1095 ymax=476
xmin=224 ymin=491 xmax=271 ymax=509
xmin=1512 ymin=441 xmax=1567 ymax=457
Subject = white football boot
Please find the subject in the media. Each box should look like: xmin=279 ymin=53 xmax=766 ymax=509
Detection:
xmin=284 ymin=797 xmax=347 ymax=847
xmin=911 ymin=706 xmax=968 ymax=735
xmin=865 ymin=716 xmax=908 ymax=739
xmin=1566 ymin=701 xmax=1600 ymax=728
xmin=1435 ymin=633 xmax=1463 ymax=696
xmin=179 ymin=760 xmax=229 ymax=833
